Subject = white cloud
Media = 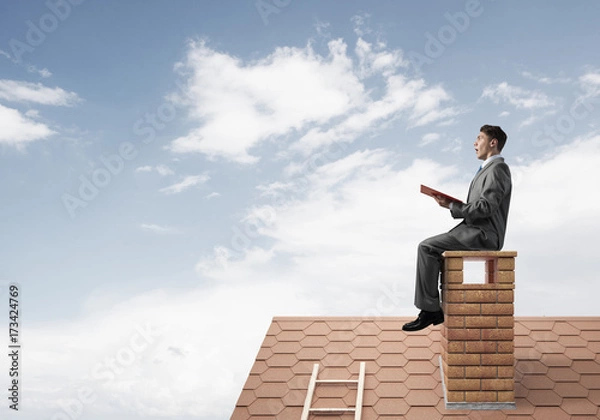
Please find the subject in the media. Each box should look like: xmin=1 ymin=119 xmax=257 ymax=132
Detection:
xmin=580 ymin=71 xmax=600 ymax=86
xmin=135 ymin=164 xmax=174 ymax=176
xmin=521 ymin=70 xmax=571 ymax=85
xmin=0 ymin=103 xmax=54 ymax=147
xmin=355 ymin=37 xmax=406 ymax=78
xmin=510 ymin=133 xmax=600 ymax=232
xmin=291 ymin=75 xmax=460 ymax=155
xmin=499 ymin=111 xmax=510 ymax=117
xmin=167 ymin=38 xmax=366 ymax=163
xmin=481 ymin=82 xmax=556 ymax=110
xmin=205 ymin=192 xmax=221 ymax=200
xmin=167 ymin=36 xmax=458 ymax=162
xmin=351 ymin=13 xmax=372 ymax=37
xmin=156 ymin=164 xmax=174 ymax=176
xmin=139 ymin=224 xmax=179 ymax=234
xmin=27 ymin=65 xmax=52 ymax=78
xmin=579 ymin=71 xmax=600 ymax=99
xmin=159 ymin=174 xmax=209 ymax=195
xmin=0 ymin=79 xmax=81 ymax=106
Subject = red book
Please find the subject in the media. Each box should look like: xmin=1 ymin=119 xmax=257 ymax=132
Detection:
xmin=420 ymin=184 xmax=463 ymax=203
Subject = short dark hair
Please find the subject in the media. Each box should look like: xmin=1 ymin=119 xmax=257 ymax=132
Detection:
xmin=480 ymin=125 xmax=507 ymax=151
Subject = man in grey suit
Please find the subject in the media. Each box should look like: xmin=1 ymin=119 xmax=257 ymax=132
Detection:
xmin=403 ymin=125 xmax=512 ymax=332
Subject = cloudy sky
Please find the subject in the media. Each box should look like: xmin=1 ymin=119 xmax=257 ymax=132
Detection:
xmin=1 ymin=1 xmax=600 ymax=418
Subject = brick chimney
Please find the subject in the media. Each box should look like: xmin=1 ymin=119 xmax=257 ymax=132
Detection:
xmin=439 ymin=250 xmax=517 ymax=409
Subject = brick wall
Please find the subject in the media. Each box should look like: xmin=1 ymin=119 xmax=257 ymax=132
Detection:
xmin=440 ymin=251 xmax=517 ymax=406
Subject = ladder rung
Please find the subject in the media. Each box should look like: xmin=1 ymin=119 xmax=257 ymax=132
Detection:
xmin=316 ymin=379 xmax=359 ymax=384
xmin=311 ymin=408 xmax=356 ymax=413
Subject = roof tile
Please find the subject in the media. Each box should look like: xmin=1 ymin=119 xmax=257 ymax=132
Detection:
xmin=564 ymin=347 xmax=597 ymax=360
xmin=572 ymin=360 xmax=600 ymax=374
xmin=580 ymin=374 xmax=600 ymax=390
xmin=271 ymin=341 xmax=302 ymax=354
xmin=304 ymin=321 xmax=331 ymax=336
xmin=373 ymin=397 xmax=410 ymax=415
xmin=404 ymin=406 xmax=443 ymax=420
xmin=558 ymin=335 xmax=588 ymax=348
xmin=540 ymin=353 xmax=572 ymax=367
xmin=525 ymin=389 xmax=562 ymax=406
xmin=553 ymin=321 xmax=581 ymax=336
xmin=247 ymin=398 xmax=284 ymax=415
xmin=561 ymin=397 xmax=599 ymax=415
xmin=404 ymin=374 xmax=439 ymax=390
xmin=531 ymin=407 xmax=571 ymax=420
xmin=327 ymin=330 xmax=356 ymax=341
xmin=553 ymin=382 xmax=589 ymax=398
xmin=547 ymin=367 xmax=581 ymax=382
xmin=265 ymin=353 xmax=297 ymax=368
xmin=520 ymin=374 xmax=555 ymax=390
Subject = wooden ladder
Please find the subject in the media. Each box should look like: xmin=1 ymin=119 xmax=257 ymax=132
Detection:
xmin=300 ymin=362 xmax=366 ymax=420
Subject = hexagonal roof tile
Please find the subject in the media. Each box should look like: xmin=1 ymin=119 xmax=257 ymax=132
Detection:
xmin=230 ymin=316 xmax=600 ymax=419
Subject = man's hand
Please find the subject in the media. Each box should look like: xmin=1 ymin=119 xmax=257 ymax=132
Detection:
xmin=433 ymin=195 xmax=452 ymax=209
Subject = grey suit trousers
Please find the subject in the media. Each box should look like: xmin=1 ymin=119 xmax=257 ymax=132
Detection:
xmin=414 ymin=232 xmax=480 ymax=312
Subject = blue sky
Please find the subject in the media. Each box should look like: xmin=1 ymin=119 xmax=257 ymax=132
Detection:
xmin=1 ymin=0 xmax=600 ymax=418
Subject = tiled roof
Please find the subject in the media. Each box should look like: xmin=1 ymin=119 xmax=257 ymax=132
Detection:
xmin=231 ymin=317 xmax=600 ymax=419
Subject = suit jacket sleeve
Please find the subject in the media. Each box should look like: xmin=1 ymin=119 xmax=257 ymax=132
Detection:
xmin=450 ymin=162 xmax=511 ymax=222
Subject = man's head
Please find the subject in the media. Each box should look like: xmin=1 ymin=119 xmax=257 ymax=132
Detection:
xmin=475 ymin=124 xmax=507 ymax=160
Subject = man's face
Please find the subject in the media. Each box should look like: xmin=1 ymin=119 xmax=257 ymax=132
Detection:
xmin=474 ymin=131 xmax=496 ymax=160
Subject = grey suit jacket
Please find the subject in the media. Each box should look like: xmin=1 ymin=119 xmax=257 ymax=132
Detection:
xmin=449 ymin=157 xmax=512 ymax=250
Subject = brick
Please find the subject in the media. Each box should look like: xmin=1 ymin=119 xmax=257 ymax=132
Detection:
xmin=481 ymin=303 xmax=513 ymax=316
xmin=496 ymin=271 xmax=515 ymax=283
xmin=446 ymin=303 xmax=481 ymax=315
xmin=446 ymin=328 xmax=481 ymax=341
xmin=444 ymin=257 xmax=464 ymax=271
xmin=497 ymin=316 xmax=515 ymax=328
xmin=482 ymin=354 xmax=514 ymax=366
xmin=497 ymin=290 xmax=514 ymax=303
xmin=446 ymin=391 xmax=465 ymax=402
xmin=447 ymin=378 xmax=481 ymax=391
xmin=465 ymin=391 xmax=498 ymax=402
xmin=445 ymin=289 xmax=465 ymax=303
xmin=498 ymin=391 xmax=515 ymax=402
xmin=465 ymin=341 xmax=497 ymax=354
xmin=444 ymin=270 xmax=464 ymax=283
xmin=465 ymin=290 xmax=497 ymax=303
xmin=447 ymin=341 xmax=465 ymax=353
xmin=465 ymin=316 xmax=498 ymax=329
xmin=498 ymin=341 xmax=514 ymax=353
xmin=498 ymin=366 xmax=515 ymax=378
xmin=445 ymin=316 xmax=465 ymax=328
xmin=465 ymin=366 xmax=498 ymax=378
xmin=447 ymin=366 xmax=465 ymax=378
xmin=481 ymin=329 xmax=514 ymax=341
xmin=447 ymin=354 xmax=481 ymax=366
xmin=496 ymin=258 xmax=515 ymax=271
xmin=482 ymin=379 xmax=514 ymax=391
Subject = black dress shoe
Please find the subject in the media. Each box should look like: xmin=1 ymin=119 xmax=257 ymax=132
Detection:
xmin=402 ymin=310 xmax=444 ymax=332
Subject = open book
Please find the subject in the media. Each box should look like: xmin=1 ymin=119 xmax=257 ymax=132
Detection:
xmin=420 ymin=184 xmax=463 ymax=203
